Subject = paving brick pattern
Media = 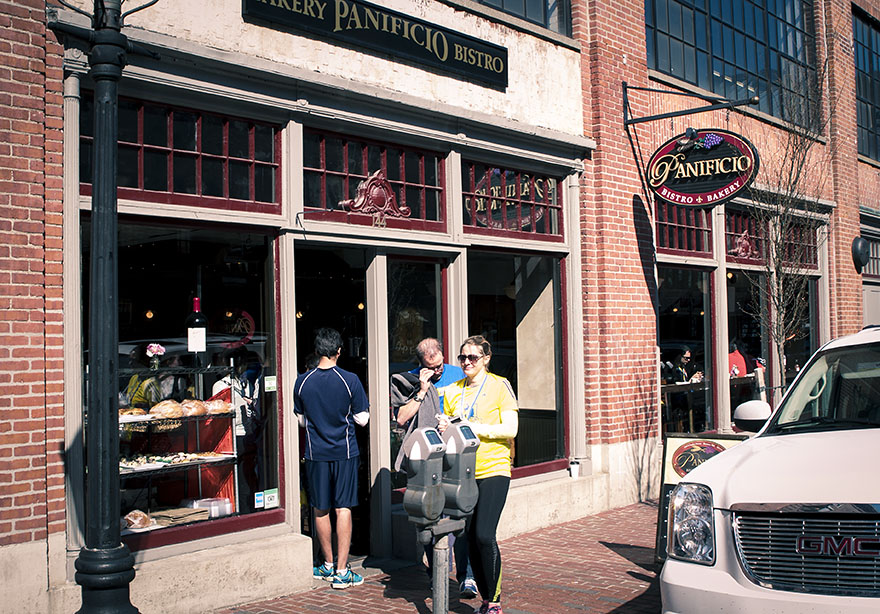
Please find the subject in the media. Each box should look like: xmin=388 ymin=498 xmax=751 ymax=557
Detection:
xmin=218 ymin=501 xmax=661 ymax=614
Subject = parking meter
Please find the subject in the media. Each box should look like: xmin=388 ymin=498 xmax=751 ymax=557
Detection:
xmin=440 ymin=422 xmax=480 ymax=518
xmin=402 ymin=427 xmax=446 ymax=525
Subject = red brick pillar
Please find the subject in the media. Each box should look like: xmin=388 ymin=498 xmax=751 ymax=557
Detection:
xmin=0 ymin=0 xmax=65 ymax=547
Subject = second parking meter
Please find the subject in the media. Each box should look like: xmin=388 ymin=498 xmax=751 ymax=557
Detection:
xmin=440 ymin=422 xmax=480 ymax=518
xmin=402 ymin=427 xmax=446 ymax=525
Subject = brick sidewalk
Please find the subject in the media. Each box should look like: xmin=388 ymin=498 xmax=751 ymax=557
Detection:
xmin=218 ymin=501 xmax=661 ymax=614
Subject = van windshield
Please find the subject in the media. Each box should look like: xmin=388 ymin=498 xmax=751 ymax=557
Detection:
xmin=765 ymin=342 xmax=880 ymax=434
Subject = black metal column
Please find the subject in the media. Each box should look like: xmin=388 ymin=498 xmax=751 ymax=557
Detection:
xmin=74 ymin=2 xmax=137 ymax=613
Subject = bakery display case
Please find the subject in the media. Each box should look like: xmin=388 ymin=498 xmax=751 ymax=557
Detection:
xmin=117 ymin=365 xmax=238 ymax=534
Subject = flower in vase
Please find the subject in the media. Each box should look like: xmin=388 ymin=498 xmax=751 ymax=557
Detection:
xmin=146 ymin=343 xmax=166 ymax=358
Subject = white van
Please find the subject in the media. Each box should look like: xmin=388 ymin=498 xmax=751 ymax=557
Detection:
xmin=660 ymin=327 xmax=880 ymax=613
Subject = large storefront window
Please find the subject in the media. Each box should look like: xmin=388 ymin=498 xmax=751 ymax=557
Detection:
xmin=727 ymin=270 xmax=769 ymax=408
xmin=467 ymin=252 xmax=564 ymax=467
xmin=782 ymin=276 xmax=818 ymax=386
xmin=82 ymin=219 xmax=279 ymax=549
xmin=658 ymin=266 xmax=713 ymax=433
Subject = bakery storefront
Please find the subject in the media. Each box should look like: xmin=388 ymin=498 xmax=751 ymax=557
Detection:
xmin=651 ymin=130 xmax=827 ymax=436
xmin=75 ymin=94 xmax=287 ymax=547
xmin=57 ymin=0 xmax=590 ymax=608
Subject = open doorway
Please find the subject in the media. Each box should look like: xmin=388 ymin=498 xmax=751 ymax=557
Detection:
xmin=294 ymin=245 xmax=370 ymax=555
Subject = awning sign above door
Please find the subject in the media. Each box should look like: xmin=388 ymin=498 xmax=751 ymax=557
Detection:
xmin=243 ymin=0 xmax=508 ymax=89
xmin=646 ymin=129 xmax=760 ymax=207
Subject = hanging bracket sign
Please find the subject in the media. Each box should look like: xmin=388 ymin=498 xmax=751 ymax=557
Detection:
xmin=646 ymin=129 xmax=759 ymax=207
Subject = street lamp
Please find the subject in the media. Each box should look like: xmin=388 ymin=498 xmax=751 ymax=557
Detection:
xmin=49 ymin=2 xmax=159 ymax=612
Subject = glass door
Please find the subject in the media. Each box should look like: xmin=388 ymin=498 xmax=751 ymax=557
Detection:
xmin=387 ymin=258 xmax=445 ymax=489
xmin=293 ymin=246 xmax=369 ymax=553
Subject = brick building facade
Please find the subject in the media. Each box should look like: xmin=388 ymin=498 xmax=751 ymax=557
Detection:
xmin=0 ymin=0 xmax=66 ymax=571
xmin=0 ymin=0 xmax=871 ymax=612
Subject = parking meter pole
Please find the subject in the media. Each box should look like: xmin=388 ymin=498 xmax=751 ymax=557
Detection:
xmin=432 ymin=533 xmax=450 ymax=614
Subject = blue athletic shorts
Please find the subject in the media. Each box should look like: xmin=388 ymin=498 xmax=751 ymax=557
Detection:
xmin=305 ymin=457 xmax=360 ymax=510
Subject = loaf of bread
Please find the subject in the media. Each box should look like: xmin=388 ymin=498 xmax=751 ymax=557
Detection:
xmin=123 ymin=509 xmax=151 ymax=529
xmin=119 ymin=407 xmax=147 ymax=416
xmin=149 ymin=399 xmax=183 ymax=418
xmin=205 ymin=399 xmax=233 ymax=414
xmin=181 ymin=399 xmax=208 ymax=416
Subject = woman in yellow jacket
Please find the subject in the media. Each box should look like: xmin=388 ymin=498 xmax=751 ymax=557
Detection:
xmin=439 ymin=335 xmax=518 ymax=614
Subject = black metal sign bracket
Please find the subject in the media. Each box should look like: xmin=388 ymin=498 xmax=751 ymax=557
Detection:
xmin=623 ymin=81 xmax=759 ymax=127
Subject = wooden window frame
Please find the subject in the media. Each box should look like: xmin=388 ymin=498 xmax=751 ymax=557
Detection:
xmin=302 ymin=128 xmax=447 ymax=232
xmin=79 ymin=94 xmax=282 ymax=214
xmin=461 ymin=160 xmax=565 ymax=242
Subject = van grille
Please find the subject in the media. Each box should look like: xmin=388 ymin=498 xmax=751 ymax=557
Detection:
xmin=733 ymin=513 xmax=880 ymax=597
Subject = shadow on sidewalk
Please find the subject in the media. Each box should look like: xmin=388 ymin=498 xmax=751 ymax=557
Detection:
xmin=600 ymin=541 xmax=662 ymax=614
xmin=377 ymin=570 xmax=478 ymax=613
xmin=599 ymin=541 xmax=658 ymax=572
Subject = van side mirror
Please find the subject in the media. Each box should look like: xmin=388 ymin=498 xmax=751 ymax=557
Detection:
xmin=733 ymin=400 xmax=772 ymax=432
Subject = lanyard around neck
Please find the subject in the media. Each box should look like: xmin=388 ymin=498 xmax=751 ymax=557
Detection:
xmin=461 ymin=375 xmax=488 ymax=420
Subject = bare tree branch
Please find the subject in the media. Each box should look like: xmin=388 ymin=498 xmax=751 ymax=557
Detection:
xmin=733 ymin=48 xmax=838 ymax=397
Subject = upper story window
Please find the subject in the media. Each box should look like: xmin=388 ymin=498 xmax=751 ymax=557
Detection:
xmin=645 ymin=0 xmax=817 ymax=124
xmin=475 ymin=0 xmax=571 ymax=35
xmin=656 ymin=201 xmax=712 ymax=256
xmin=854 ymin=10 xmax=880 ymax=161
xmin=80 ymin=94 xmax=281 ymax=213
xmin=726 ymin=206 xmax=765 ymax=264
xmin=303 ymin=128 xmax=446 ymax=231
xmin=726 ymin=206 xmax=819 ymax=268
xmin=461 ymin=160 xmax=564 ymax=241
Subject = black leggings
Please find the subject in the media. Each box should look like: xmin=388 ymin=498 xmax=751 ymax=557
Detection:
xmin=468 ymin=475 xmax=509 ymax=603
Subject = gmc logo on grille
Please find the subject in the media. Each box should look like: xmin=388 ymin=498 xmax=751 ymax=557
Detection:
xmin=796 ymin=536 xmax=880 ymax=557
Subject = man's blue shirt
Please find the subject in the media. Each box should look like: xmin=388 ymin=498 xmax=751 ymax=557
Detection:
xmin=294 ymin=366 xmax=369 ymax=461
xmin=409 ymin=362 xmax=465 ymax=406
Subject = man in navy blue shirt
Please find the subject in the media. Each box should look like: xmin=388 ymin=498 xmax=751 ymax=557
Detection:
xmin=295 ymin=328 xmax=370 ymax=589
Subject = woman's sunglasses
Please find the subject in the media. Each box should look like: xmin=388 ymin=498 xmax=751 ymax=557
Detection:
xmin=458 ymin=354 xmax=484 ymax=364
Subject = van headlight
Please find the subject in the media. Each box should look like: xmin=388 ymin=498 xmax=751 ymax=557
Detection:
xmin=668 ymin=483 xmax=715 ymax=564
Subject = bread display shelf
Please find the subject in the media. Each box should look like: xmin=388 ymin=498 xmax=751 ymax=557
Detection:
xmin=119 ymin=455 xmax=236 ymax=478
xmin=119 ymin=411 xmax=234 ymax=425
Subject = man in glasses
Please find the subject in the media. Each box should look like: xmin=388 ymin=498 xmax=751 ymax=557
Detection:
xmin=396 ymin=338 xmax=463 ymax=427
xmin=392 ymin=338 xmax=476 ymax=598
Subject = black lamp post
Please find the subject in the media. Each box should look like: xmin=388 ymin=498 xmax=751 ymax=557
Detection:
xmin=50 ymin=2 xmax=158 ymax=612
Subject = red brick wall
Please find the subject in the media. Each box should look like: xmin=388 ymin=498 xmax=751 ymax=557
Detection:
xmin=0 ymin=0 xmax=65 ymax=546
xmin=579 ymin=0 xmax=659 ymax=445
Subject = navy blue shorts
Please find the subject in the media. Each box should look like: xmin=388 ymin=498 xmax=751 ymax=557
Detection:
xmin=305 ymin=457 xmax=359 ymax=510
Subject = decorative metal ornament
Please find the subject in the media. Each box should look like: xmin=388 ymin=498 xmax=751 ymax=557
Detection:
xmin=340 ymin=170 xmax=411 ymax=228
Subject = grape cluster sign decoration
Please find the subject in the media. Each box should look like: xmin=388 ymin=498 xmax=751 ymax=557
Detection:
xmin=646 ymin=128 xmax=760 ymax=207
